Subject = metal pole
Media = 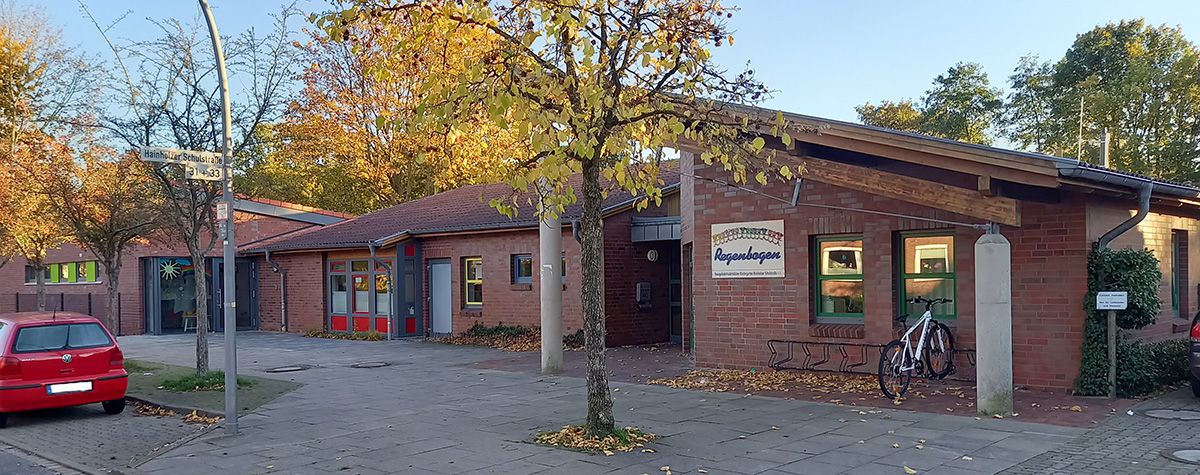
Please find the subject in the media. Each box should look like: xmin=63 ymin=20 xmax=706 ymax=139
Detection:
xmin=1107 ymin=309 xmax=1117 ymax=398
xmin=1100 ymin=126 xmax=1116 ymax=400
xmin=539 ymin=180 xmax=563 ymax=374
xmin=199 ymin=0 xmax=238 ymax=434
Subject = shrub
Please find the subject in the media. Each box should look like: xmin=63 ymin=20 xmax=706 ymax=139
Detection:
xmin=303 ymin=329 xmax=385 ymax=341
xmin=464 ymin=322 xmax=531 ymax=338
xmin=563 ymin=329 xmax=585 ymax=348
xmin=1076 ymin=245 xmax=1168 ymax=397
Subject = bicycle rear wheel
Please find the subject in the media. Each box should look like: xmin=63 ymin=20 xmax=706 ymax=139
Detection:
xmin=879 ymin=340 xmax=912 ymax=399
xmin=924 ymin=321 xmax=955 ymax=379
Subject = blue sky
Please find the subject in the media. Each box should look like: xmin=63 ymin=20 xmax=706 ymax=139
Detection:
xmin=27 ymin=0 xmax=1200 ymax=123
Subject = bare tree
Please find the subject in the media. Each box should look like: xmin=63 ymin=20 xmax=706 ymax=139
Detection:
xmin=81 ymin=2 xmax=299 ymax=374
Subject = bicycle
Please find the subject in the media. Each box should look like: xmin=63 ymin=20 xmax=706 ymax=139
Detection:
xmin=878 ymin=297 xmax=956 ymax=399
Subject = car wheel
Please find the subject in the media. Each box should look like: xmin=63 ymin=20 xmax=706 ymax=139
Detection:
xmin=0 ymin=413 xmax=7 ymax=428
xmin=102 ymin=398 xmax=126 ymax=415
xmin=1192 ymin=372 xmax=1200 ymax=398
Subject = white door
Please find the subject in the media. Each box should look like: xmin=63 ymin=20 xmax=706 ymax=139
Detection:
xmin=430 ymin=260 xmax=452 ymax=335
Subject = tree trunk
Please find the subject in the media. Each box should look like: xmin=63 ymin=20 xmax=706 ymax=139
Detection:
xmin=191 ymin=246 xmax=210 ymax=375
xmin=33 ymin=259 xmax=46 ymax=311
xmin=103 ymin=256 xmax=121 ymax=335
xmin=580 ymin=158 xmax=614 ymax=437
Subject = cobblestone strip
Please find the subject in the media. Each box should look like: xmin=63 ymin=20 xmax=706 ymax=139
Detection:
xmin=1003 ymin=388 xmax=1200 ymax=475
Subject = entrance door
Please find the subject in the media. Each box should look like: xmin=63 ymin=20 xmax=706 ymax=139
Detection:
xmin=669 ymin=242 xmax=683 ymax=342
xmin=429 ymin=259 xmax=452 ymax=336
xmin=214 ymin=259 xmax=258 ymax=331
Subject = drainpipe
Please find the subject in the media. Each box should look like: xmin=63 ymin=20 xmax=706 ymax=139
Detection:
xmin=1098 ymin=181 xmax=1154 ymax=249
xmin=369 ymin=243 xmax=393 ymax=341
xmin=265 ymin=250 xmax=287 ymax=332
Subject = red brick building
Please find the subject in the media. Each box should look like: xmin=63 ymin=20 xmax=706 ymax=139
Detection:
xmin=679 ymin=110 xmax=1200 ymax=391
xmin=240 ymin=169 xmax=684 ymax=346
xmin=0 ymin=197 xmax=350 ymax=335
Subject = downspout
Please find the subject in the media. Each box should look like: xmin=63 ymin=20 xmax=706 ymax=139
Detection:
xmin=265 ymin=250 xmax=287 ymax=332
xmin=369 ymin=243 xmax=393 ymax=341
xmin=1097 ymin=181 xmax=1154 ymax=249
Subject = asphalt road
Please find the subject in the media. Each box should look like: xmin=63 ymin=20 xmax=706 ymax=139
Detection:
xmin=0 ymin=444 xmax=58 ymax=475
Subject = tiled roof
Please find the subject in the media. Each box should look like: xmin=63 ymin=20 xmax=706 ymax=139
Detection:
xmin=241 ymin=166 xmax=680 ymax=253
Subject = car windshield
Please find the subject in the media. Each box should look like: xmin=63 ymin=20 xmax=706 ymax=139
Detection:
xmin=13 ymin=323 xmax=113 ymax=353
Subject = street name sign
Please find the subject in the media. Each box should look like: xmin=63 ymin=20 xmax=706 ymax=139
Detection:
xmin=1096 ymin=291 xmax=1128 ymax=310
xmin=140 ymin=146 xmax=224 ymax=181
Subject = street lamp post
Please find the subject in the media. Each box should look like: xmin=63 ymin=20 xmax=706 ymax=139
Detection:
xmin=198 ymin=0 xmax=238 ymax=434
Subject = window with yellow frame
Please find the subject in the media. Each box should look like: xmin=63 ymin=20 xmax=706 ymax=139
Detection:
xmin=464 ymin=257 xmax=483 ymax=306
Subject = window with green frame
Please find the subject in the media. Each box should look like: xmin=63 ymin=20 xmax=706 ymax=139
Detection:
xmin=27 ymin=262 xmax=99 ymax=284
xmin=815 ymin=236 xmax=865 ymax=320
xmin=464 ymin=257 xmax=483 ymax=306
xmin=898 ymin=232 xmax=957 ymax=319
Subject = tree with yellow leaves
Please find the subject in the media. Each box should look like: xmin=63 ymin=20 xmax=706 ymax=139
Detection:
xmin=322 ymin=0 xmax=802 ymax=437
xmin=239 ymin=14 xmax=523 ymax=214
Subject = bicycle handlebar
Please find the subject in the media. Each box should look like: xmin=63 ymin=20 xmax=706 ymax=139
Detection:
xmin=906 ymin=296 xmax=953 ymax=311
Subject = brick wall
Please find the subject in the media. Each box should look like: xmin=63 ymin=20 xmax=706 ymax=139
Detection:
xmin=603 ymin=208 xmax=674 ymax=346
xmin=256 ymin=252 xmax=325 ymax=332
xmin=0 ymin=211 xmax=318 ymax=335
xmin=420 ymin=228 xmax=586 ymax=337
xmin=1087 ymin=198 xmax=1200 ymax=342
xmin=416 ymin=207 xmax=675 ymax=346
xmin=685 ymin=150 xmax=1121 ymax=391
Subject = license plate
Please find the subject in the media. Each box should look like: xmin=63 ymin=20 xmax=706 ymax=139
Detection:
xmin=47 ymin=381 xmax=93 ymax=394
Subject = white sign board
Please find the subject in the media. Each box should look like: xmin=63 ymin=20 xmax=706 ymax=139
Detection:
xmin=140 ymin=146 xmax=222 ymax=166
xmin=711 ymin=220 xmax=785 ymax=278
xmin=1097 ymin=291 xmax=1128 ymax=310
xmin=186 ymin=163 xmax=224 ymax=182
xmin=216 ymin=202 xmax=229 ymax=221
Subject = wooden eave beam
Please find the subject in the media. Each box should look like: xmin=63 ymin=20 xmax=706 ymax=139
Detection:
xmin=795 ymin=132 xmax=1060 ymax=189
xmin=790 ymin=154 xmax=1021 ymax=227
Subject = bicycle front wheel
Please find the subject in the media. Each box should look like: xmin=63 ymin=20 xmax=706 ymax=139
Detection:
xmin=879 ymin=340 xmax=912 ymax=399
xmin=924 ymin=321 xmax=955 ymax=379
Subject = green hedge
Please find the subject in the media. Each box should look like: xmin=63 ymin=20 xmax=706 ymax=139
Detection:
xmin=1076 ymin=245 xmax=1180 ymax=397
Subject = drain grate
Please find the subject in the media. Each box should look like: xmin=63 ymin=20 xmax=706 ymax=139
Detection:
xmin=1162 ymin=448 xmax=1200 ymax=465
xmin=1142 ymin=409 xmax=1200 ymax=421
xmin=264 ymin=365 xmax=312 ymax=373
xmin=350 ymin=361 xmax=391 ymax=369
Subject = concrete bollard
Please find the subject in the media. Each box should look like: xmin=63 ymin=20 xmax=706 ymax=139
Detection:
xmin=975 ymin=233 xmax=1014 ymax=416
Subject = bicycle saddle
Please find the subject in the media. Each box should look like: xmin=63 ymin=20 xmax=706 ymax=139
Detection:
xmin=894 ymin=313 xmax=909 ymax=324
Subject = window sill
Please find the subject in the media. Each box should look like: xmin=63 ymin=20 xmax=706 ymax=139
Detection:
xmin=510 ymin=284 xmax=533 ymax=291
xmin=809 ymin=323 xmax=865 ymax=339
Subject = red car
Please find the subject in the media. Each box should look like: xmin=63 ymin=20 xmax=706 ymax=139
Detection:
xmin=0 ymin=312 xmax=128 ymax=428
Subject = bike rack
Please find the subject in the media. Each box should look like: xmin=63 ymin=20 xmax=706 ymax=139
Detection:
xmin=768 ymin=339 xmax=978 ymax=375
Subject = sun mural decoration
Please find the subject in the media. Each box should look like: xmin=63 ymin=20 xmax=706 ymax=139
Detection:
xmin=160 ymin=260 xmax=181 ymax=279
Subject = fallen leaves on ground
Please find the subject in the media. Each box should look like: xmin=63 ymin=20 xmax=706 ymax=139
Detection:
xmin=183 ymin=410 xmax=222 ymax=425
xmin=647 ymin=369 xmax=878 ymax=394
xmin=133 ymin=401 xmax=176 ymax=417
xmin=535 ymin=425 xmax=657 ymax=453
xmin=431 ymin=328 xmax=584 ymax=352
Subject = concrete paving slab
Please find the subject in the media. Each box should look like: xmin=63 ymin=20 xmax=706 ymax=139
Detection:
xmin=89 ymin=333 xmax=1090 ymax=475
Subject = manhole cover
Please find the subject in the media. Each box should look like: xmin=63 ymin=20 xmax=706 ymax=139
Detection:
xmin=350 ymin=361 xmax=390 ymax=369
xmin=1142 ymin=409 xmax=1200 ymax=421
xmin=264 ymin=365 xmax=311 ymax=373
xmin=1162 ymin=448 xmax=1200 ymax=465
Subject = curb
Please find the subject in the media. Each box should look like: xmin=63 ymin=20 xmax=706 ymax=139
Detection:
xmin=124 ymin=395 xmax=223 ymax=419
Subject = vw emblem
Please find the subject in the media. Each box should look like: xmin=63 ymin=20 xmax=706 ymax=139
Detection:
xmin=62 ymin=354 xmax=73 ymax=363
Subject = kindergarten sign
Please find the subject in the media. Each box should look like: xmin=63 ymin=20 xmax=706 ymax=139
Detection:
xmin=711 ymin=220 xmax=785 ymax=278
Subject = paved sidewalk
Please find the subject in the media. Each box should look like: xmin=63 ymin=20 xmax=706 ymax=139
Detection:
xmin=0 ymin=400 xmax=210 ymax=473
xmin=1003 ymin=387 xmax=1200 ymax=475
xmin=116 ymin=333 xmax=1084 ymax=474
